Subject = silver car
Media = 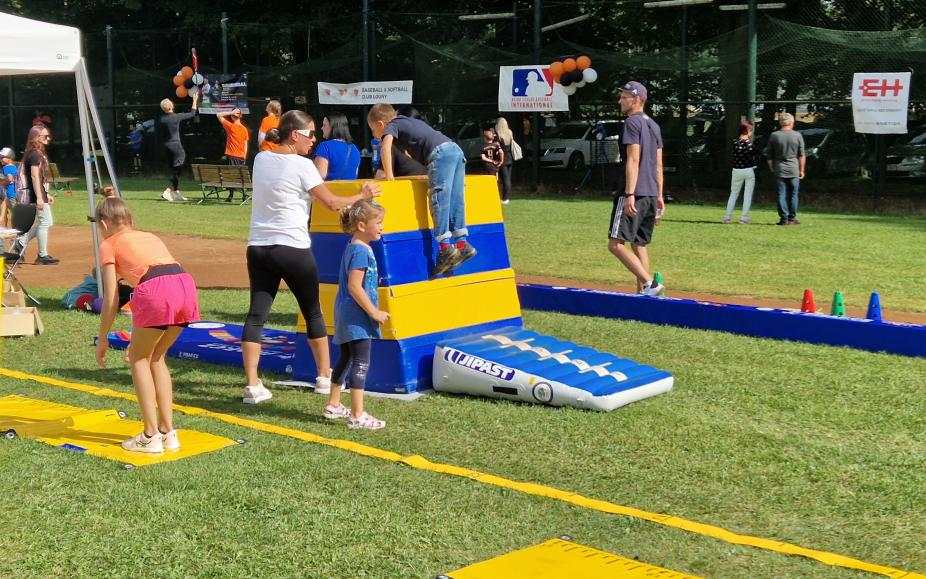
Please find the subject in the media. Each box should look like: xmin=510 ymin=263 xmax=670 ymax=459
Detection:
xmin=538 ymin=121 xmax=622 ymax=170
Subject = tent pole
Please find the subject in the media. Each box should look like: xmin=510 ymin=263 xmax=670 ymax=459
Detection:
xmin=78 ymin=59 xmax=120 ymax=196
xmin=75 ymin=60 xmax=103 ymax=289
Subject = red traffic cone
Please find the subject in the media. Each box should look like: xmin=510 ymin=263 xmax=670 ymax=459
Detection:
xmin=801 ymin=289 xmax=816 ymax=313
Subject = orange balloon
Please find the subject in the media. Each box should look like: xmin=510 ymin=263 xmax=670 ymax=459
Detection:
xmin=552 ymin=72 xmax=562 ymax=83
xmin=563 ymin=58 xmax=577 ymax=73
xmin=175 ymin=85 xmax=188 ymax=99
xmin=180 ymin=66 xmax=194 ymax=79
xmin=576 ymin=55 xmax=591 ymax=70
xmin=172 ymin=74 xmax=184 ymax=87
xmin=550 ymin=61 xmax=564 ymax=76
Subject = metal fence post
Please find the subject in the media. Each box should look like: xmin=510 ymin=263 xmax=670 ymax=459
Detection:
xmin=105 ymin=25 xmax=115 ymax=151
xmin=532 ymin=0 xmax=542 ymax=190
xmin=221 ymin=12 xmax=229 ymax=74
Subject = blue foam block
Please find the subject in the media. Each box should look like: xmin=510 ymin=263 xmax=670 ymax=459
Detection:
xmin=517 ymin=284 xmax=926 ymax=358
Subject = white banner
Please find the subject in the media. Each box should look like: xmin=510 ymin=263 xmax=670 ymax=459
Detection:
xmin=498 ymin=65 xmax=569 ymax=112
xmin=851 ymin=72 xmax=911 ymax=134
xmin=317 ymin=81 xmax=413 ymax=105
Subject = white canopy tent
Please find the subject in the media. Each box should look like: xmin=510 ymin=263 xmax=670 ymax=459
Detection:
xmin=0 ymin=11 xmax=118 ymax=287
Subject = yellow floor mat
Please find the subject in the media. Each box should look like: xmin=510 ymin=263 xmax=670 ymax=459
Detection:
xmin=0 ymin=394 xmax=237 ymax=467
xmin=444 ymin=537 xmax=700 ymax=579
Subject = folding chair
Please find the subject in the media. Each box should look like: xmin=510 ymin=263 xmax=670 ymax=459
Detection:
xmin=2 ymin=203 xmax=40 ymax=305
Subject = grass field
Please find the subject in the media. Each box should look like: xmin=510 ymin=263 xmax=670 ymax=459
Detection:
xmin=1 ymin=287 xmax=924 ymax=577
xmin=51 ymin=178 xmax=926 ymax=312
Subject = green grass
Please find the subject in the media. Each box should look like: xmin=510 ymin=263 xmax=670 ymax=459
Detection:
xmin=1 ymin=288 xmax=924 ymax=577
xmin=53 ymin=179 xmax=926 ymax=312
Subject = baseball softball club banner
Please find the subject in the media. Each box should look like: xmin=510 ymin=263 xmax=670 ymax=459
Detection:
xmin=317 ymin=80 xmax=414 ymax=105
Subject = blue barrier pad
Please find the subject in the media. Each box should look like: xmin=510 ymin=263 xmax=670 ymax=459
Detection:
xmin=517 ymin=284 xmax=926 ymax=358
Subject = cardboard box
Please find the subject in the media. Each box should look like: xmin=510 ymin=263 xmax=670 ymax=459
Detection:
xmin=0 ymin=307 xmax=44 ymax=337
xmin=2 ymin=290 xmax=25 ymax=307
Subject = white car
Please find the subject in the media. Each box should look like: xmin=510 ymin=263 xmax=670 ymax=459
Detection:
xmin=537 ymin=121 xmax=622 ymax=170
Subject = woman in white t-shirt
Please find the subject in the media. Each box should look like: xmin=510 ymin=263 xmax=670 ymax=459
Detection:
xmin=242 ymin=110 xmax=379 ymax=405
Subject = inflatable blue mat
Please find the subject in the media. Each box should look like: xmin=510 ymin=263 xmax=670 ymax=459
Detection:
xmin=433 ymin=327 xmax=674 ymax=411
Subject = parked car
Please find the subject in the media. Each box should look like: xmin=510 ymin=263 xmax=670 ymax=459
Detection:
xmin=534 ymin=120 xmax=622 ymax=170
xmin=883 ymin=129 xmax=926 ymax=179
xmin=798 ymin=128 xmax=869 ymax=177
xmin=452 ymin=121 xmax=487 ymax=163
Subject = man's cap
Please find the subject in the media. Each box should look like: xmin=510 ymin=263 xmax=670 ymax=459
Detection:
xmin=620 ymin=81 xmax=648 ymax=101
xmin=0 ymin=147 xmax=14 ymax=159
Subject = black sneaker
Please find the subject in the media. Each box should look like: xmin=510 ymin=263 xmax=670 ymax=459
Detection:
xmin=2 ymin=251 xmax=21 ymax=262
xmin=776 ymin=220 xmax=788 ymax=226
xmin=788 ymin=218 xmax=800 ymax=225
xmin=432 ymin=245 xmax=460 ymax=277
xmin=35 ymin=255 xmax=60 ymax=265
xmin=452 ymin=241 xmax=477 ymax=271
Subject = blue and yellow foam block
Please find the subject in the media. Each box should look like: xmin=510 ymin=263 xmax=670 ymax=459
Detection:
xmin=295 ymin=175 xmax=522 ymax=393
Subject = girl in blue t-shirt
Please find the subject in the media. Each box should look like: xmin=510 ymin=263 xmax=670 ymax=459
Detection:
xmin=314 ymin=112 xmax=361 ymax=181
xmin=324 ymin=200 xmax=389 ymax=430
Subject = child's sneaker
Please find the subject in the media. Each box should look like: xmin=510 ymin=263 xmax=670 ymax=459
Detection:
xmin=121 ymin=432 xmax=164 ymax=453
xmin=452 ymin=240 xmax=477 ymax=270
xmin=642 ymin=281 xmax=665 ymax=297
xmin=348 ymin=412 xmax=386 ymax=430
xmin=161 ymin=429 xmax=180 ymax=451
xmin=314 ymin=375 xmax=332 ymax=395
xmin=721 ymin=215 xmax=732 ymax=224
xmin=739 ymin=216 xmax=751 ymax=224
xmin=243 ymin=381 xmax=272 ymax=404
xmin=323 ymin=404 xmax=351 ymax=420
xmin=432 ymin=245 xmax=460 ymax=277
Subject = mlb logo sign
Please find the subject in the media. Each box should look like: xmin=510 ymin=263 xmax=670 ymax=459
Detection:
xmin=499 ymin=65 xmax=569 ymax=112
xmin=511 ymin=67 xmax=555 ymax=97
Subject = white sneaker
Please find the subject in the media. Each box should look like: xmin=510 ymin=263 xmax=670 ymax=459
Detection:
xmin=121 ymin=432 xmax=164 ymax=453
xmin=314 ymin=375 xmax=332 ymax=395
xmin=161 ymin=188 xmax=174 ymax=202
xmin=642 ymin=282 xmax=665 ymax=297
xmin=172 ymin=190 xmax=188 ymax=202
xmin=161 ymin=429 xmax=180 ymax=451
xmin=243 ymin=381 xmax=273 ymax=404
xmin=501 ymin=199 xmax=510 ymax=205
xmin=348 ymin=412 xmax=385 ymax=430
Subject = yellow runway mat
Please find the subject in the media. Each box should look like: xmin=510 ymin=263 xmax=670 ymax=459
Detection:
xmin=445 ymin=537 xmax=700 ymax=578
xmin=0 ymin=394 xmax=237 ymax=467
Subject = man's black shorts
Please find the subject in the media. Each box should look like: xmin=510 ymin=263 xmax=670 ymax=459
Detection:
xmin=608 ymin=194 xmax=657 ymax=246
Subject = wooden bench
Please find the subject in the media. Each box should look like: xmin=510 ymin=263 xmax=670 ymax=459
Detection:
xmin=190 ymin=164 xmax=252 ymax=205
xmin=47 ymin=162 xmax=79 ymax=195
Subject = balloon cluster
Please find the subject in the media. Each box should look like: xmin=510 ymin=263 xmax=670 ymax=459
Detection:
xmin=171 ymin=66 xmax=204 ymax=99
xmin=549 ymin=55 xmax=597 ymax=96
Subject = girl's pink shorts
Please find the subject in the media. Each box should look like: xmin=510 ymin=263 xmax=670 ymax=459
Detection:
xmin=131 ymin=272 xmax=200 ymax=329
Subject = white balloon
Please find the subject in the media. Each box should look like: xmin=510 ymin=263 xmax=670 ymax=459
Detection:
xmin=575 ymin=80 xmax=587 ymax=88
xmin=562 ymin=84 xmax=577 ymax=96
xmin=582 ymin=68 xmax=598 ymax=83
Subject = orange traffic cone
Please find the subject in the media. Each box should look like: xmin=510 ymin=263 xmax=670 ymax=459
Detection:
xmin=801 ymin=289 xmax=816 ymax=313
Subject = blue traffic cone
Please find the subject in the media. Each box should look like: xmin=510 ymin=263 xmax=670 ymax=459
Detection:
xmin=866 ymin=291 xmax=882 ymax=322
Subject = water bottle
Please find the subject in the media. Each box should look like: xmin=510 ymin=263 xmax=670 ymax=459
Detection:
xmin=371 ymin=138 xmax=381 ymax=171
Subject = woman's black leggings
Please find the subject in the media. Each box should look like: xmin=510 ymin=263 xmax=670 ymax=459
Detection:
xmin=332 ymin=339 xmax=372 ymax=390
xmin=498 ymin=164 xmax=512 ymax=201
xmin=242 ymin=245 xmax=327 ymax=343
xmin=165 ymin=141 xmax=186 ymax=191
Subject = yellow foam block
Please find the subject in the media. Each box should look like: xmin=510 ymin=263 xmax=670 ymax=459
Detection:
xmin=312 ymin=175 xmax=504 ymax=234
xmin=447 ymin=537 xmax=701 ymax=579
xmin=297 ymin=269 xmax=522 ymax=339
xmin=0 ymin=395 xmax=236 ymax=467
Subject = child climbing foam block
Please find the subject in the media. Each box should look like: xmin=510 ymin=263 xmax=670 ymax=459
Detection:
xmin=432 ymin=327 xmax=673 ymax=411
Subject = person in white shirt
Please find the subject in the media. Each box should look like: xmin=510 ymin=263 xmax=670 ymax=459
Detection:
xmin=241 ymin=110 xmax=379 ymax=405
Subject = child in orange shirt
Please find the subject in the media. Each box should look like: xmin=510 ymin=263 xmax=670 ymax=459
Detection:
xmin=257 ymin=100 xmax=281 ymax=152
xmin=95 ymin=197 xmax=200 ymax=454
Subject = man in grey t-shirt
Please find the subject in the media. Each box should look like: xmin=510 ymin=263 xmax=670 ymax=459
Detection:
xmin=763 ymin=113 xmax=805 ymax=225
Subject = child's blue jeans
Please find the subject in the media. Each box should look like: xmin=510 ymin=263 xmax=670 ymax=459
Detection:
xmin=427 ymin=142 xmax=467 ymax=243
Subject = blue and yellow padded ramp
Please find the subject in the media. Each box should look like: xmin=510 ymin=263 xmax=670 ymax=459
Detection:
xmin=444 ymin=537 xmax=700 ymax=578
xmin=0 ymin=395 xmax=236 ymax=467
xmin=298 ymin=269 xmax=523 ymax=341
xmin=312 ymin=175 xmax=503 ymax=234
xmin=433 ymin=327 xmax=673 ymax=411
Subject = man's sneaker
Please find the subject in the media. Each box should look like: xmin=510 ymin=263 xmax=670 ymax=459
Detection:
xmin=161 ymin=188 xmax=174 ymax=202
xmin=121 ymin=432 xmax=164 ymax=453
xmin=348 ymin=412 xmax=385 ymax=430
xmin=452 ymin=240 xmax=477 ymax=270
xmin=776 ymin=220 xmax=788 ymax=226
xmin=432 ymin=245 xmax=460 ymax=277
xmin=739 ymin=216 xmax=751 ymax=224
xmin=35 ymin=255 xmax=59 ymax=265
xmin=788 ymin=218 xmax=800 ymax=225
xmin=642 ymin=281 xmax=665 ymax=297
xmin=314 ymin=375 xmax=332 ymax=395
xmin=161 ymin=429 xmax=180 ymax=451
xmin=323 ymin=404 xmax=351 ymax=420
xmin=243 ymin=381 xmax=272 ymax=404
xmin=721 ymin=216 xmax=732 ymax=224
